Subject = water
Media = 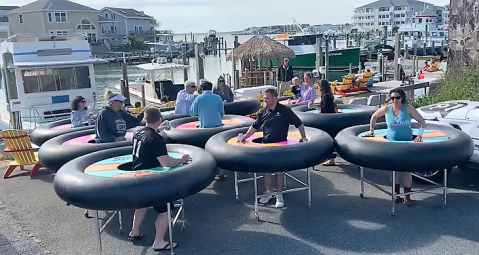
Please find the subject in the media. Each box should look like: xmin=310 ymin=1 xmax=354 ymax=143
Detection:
xmin=94 ymin=32 xmax=349 ymax=94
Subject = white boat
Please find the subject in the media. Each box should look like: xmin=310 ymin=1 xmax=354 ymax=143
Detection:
xmin=126 ymin=61 xmax=189 ymax=106
xmin=397 ymin=8 xmax=448 ymax=49
xmin=0 ymin=34 xmax=106 ymax=131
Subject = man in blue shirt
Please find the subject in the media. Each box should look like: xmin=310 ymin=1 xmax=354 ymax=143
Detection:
xmin=190 ymin=81 xmax=224 ymax=128
xmin=174 ymin=81 xmax=198 ymax=115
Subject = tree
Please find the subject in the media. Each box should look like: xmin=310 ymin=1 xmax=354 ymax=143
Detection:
xmin=150 ymin=18 xmax=161 ymax=29
xmin=448 ymin=0 xmax=479 ymax=66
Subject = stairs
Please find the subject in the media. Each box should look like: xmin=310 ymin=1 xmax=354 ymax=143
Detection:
xmin=91 ymin=44 xmax=111 ymax=54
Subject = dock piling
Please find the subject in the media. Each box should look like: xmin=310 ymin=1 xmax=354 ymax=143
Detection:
xmin=121 ymin=53 xmax=131 ymax=106
xmin=182 ymin=45 xmax=188 ymax=82
xmin=324 ymin=37 xmax=330 ymax=81
xmin=393 ymin=33 xmax=400 ymax=81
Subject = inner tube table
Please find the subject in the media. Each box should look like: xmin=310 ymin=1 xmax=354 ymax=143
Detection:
xmin=206 ymin=126 xmax=334 ymax=219
xmin=335 ymin=123 xmax=474 ymax=216
xmin=54 ymin=145 xmax=217 ymax=254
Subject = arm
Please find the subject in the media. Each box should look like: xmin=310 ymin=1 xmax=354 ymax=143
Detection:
xmin=95 ymin=112 xmax=116 ymax=142
xmin=153 ymin=136 xmax=187 ymax=167
xmin=307 ymin=87 xmax=317 ymax=104
xmin=243 ymin=110 xmax=263 ymax=140
xmin=158 ymin=155 xmax=186 ymax=167
xmin=122 ymin=111 xmax=144 ymax=129
xmin=369 ymin=106 xmax=388 ymax=131
xmin=178 ymin=90 xmax=196 ymax=102
xmin=243 ymin=125 xmax=258 ymax=140
xmin=71 ymin=111 xmax=83 ymax=128
xmin=228 ymin=89 xmax=234 ymax=102
xmin=189 ymin=96 xmax=199 ymax=116
xmin=286 ymin=108 xmax=307 ymax=140
xmin=219 ymin=98 xmax=225 ymax=118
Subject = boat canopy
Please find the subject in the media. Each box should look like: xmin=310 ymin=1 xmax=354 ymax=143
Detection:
xmin=136 ymin=62 xmax=189 ymax=71
xmin=136 ymin=62 xmax=190 ymax=83
xmin=6 ymin=58 xmax=107 ymax=69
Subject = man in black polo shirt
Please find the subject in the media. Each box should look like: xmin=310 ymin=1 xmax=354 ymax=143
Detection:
xmin=128 ymin=107 xmax=189 ymax=251
xmin=239 ymin=89 xmax=308 ymax=208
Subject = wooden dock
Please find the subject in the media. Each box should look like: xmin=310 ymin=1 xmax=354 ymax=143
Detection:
xmin=335 ymin=72 xmax=442 ymax=105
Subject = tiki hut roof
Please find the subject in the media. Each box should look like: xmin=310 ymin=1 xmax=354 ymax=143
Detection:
xmin=227 ymin=35 xmax=295 ymax=62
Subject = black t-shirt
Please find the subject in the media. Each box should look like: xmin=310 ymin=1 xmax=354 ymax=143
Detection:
xmin=319 ymin=94 xmax=337 ymax=113
xmin=131 ymin=127 xmax=168 ymax=170
xmin=252 ymin=103 xmax=303 ymax=143
xmin=291 ymin=85 xmax=301 ymax=96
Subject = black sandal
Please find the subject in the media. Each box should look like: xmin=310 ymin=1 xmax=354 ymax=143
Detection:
xmin=128 ymin=233 xmax=144 ymax=241
xmin=153 ymin=242 xmax=178 ymax=251
xmin=215 ymin=175 xmax=226 ymax=181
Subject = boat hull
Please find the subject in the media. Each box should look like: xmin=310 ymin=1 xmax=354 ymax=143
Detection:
xmin=270 ymin=47 xmax=361 ymax=81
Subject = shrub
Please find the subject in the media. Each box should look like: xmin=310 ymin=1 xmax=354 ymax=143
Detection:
xmin=411 ymin=65 xmax=479 ymax=108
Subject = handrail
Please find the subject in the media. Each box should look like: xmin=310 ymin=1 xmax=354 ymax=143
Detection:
xmin=103 ymin=39 xmax=112 ymax=51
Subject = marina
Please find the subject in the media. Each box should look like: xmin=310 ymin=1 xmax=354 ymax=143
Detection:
xmin=3 ymin=1 xmax=479 ymax=255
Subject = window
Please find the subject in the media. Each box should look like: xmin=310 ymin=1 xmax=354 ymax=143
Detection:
xmin=105 ymin=13 xmax=108 ymax=18
xmin=77 ymin=19 xmax=96 ymax=30
xmin=50 ymin=30 xmax=69 ymax=35
xmin=22 ymin=67 xmax=91 ymax=94
xmin=19 ymin=14 xmax=23 ymax=24
xmin=134 ymin=25 xmax=143 ymax=32
xmin=0 ymin=68 xmax=3 ymax=90
xmin=48 ymin=12 xmax=69 ymax=23
xmin=112 ymin=13 xmax=116 ymax=20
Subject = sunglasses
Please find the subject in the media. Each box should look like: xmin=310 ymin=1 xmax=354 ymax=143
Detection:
xmin=81 ymin=100 xmax=86 ymax=103
xmin=390 ymin=96 xmax=401 ymax=100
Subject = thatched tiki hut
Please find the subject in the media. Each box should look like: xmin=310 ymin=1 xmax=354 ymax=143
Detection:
xmin=227 ymin=35 xmax=295 ymax=88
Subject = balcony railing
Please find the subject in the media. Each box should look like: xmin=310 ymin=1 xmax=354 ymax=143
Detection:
xmin=128 ymin=30 xmax=155 ymax=36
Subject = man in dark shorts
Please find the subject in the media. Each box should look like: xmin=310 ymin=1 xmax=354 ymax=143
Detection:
xmin=128 ymin=108 xmax=189 ymax=251
xmin=238 ymin=89 xmax=308 ymax=208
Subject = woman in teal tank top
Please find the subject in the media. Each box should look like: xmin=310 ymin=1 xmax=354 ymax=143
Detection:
xmin=366 ymin=88 xmax=426 ymax=206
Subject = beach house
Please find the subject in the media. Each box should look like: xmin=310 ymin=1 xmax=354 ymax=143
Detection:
xmin=0 ymin=6 xmax=18 ymax=40
xmin=7 ymin=0 xmax=101 ymax=42
xmin=99 ymin=7 xmax=154 ymax=38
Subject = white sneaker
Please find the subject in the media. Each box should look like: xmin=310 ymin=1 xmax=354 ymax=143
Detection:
xmin=275 ymin=194 xmax=285 ymax=208
xmin=259 ymin=192 xmax=274 ymax=204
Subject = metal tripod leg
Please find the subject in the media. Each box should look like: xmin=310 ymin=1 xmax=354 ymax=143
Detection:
xmin=94 ymin=210 xmax=102 ymax=254
xmin=254 ymin=173 xmax=259 ymax=220
xmin=167 ymin=203 xmax=175 ymax=255
xmin=391 ymin=171 xmax=396 ymax=217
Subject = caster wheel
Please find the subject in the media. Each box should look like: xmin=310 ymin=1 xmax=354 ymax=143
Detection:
xmin=66 ymin=203 xmax=70 ymax=206
xmin=84 ymin=211 xmax=90 ymax=218
xmin=307 ymin=203 xmax=311 ymax=210
xmin=390 ymin=212 xmax=394 ymax=217
xmin=443 ymin=203 xmax=447 ymax=208
xmin=360 ymin=193 xmax=364 ymax=198
xmin=255 ymin=215 xmax=259 ymax=221
xmin=235 ymin=196 xmax=239 ymax=202
xmin=181 ymin=225 xmax=186 ymax=232
xmin=119 ymin=230 xmax=122 ymax=234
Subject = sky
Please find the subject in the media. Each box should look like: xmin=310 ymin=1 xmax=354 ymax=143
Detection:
xmin=3 ymin=0 xmax=450 ymax=33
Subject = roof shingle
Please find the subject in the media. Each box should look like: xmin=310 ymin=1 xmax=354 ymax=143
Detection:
xmin=8 ymin=0 xmax=97 ymax=14
xmin=103 ymin=7 xmax=151 ymax=19
xmin=356 ymin=0 xmax=437 ymax=9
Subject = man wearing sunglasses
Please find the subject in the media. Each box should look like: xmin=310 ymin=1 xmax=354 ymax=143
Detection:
xmin=175 ymin=81 xmax=198 ymax=115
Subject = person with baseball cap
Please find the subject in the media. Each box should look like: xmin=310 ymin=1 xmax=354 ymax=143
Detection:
xmin=174 ymin=81 xmax=198 ymax=115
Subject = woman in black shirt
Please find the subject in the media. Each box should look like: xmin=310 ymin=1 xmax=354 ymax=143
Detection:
xmin=310 ymin=80 xmax=337 ymax=166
